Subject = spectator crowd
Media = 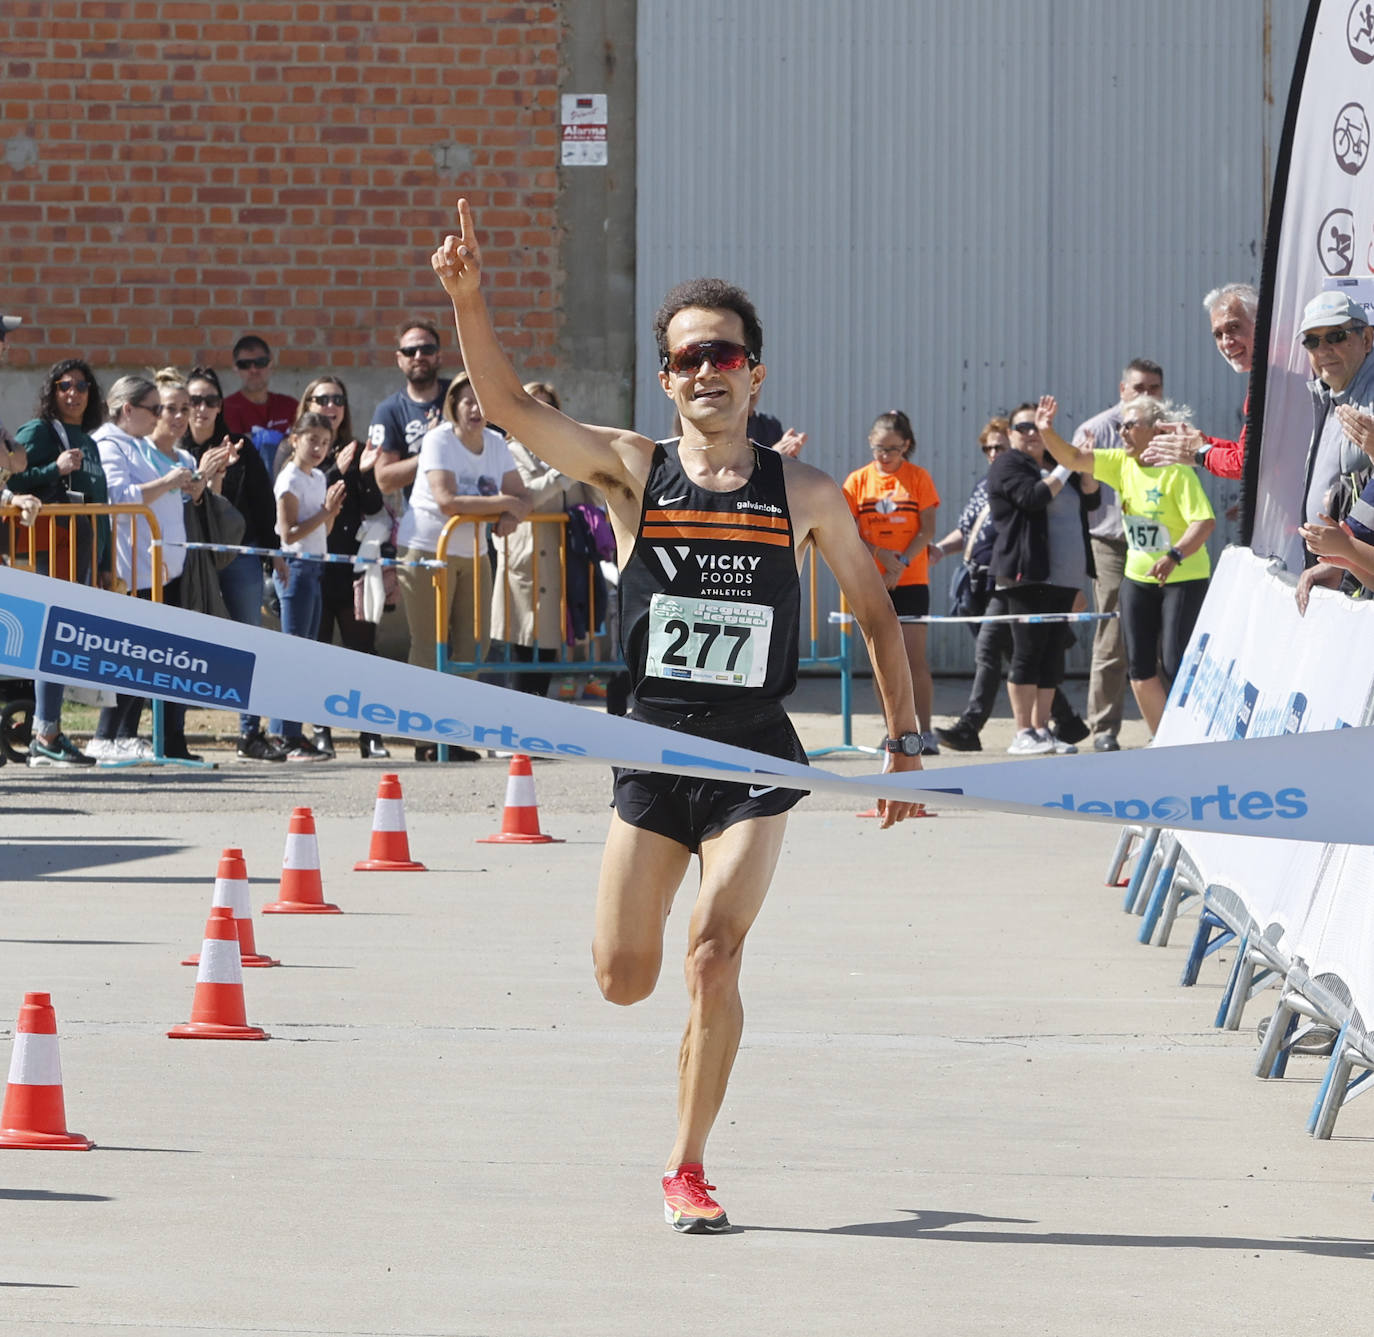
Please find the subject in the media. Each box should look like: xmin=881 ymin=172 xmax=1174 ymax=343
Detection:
xmin=1 ymin=273 xmax=1366 ymax=768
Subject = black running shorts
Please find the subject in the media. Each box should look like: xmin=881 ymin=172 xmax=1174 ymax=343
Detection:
xmin=612 ymin=700 xmax=810 ymax=854
xmin=888 ymin=582 xmax=930 ymax=618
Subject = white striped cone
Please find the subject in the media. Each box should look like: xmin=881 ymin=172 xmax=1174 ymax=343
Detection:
xmin=355 ymin=774 xmax=426 ymax=871
xmin=0 ymin=992 xmax=92 ymax=1149
xmin=477 ymin=755 xmax=563 ymax=845
xmin=168 ymin=907 xmax=269 ymax=1039
xmin=263 ymin=807 xmax=340 ymax=913
xmin=183 ymin=848 xmax=279 ymax=966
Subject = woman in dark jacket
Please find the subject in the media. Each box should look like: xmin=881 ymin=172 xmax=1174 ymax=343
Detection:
xmin=11 ymin=359 xmax=111 ymax=766
xmin=986 ymin=399 xmax=1097 ymax=755
xmin=180 ymin=364 xmax=283 ymax=762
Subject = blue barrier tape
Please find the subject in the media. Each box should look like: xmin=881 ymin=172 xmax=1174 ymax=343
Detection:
xmin=165 ymin=540 xmax=445 ymax=569
xmin=827 ymin=610 xmax=1118 ymax=625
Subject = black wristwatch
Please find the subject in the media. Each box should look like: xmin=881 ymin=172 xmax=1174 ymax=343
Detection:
xmin=882 ymin=731 xmax=923 ymax=756
xmin=1166 ymin=546 xmax=1185 ymax=565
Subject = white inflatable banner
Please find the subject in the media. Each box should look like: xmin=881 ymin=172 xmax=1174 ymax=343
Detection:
xmin=0 ymin=563 xmax=1368 ymax=845
xmin=1152 ymin=547 xmax=1374 ymax=993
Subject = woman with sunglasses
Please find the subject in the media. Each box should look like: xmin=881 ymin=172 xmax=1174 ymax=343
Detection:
xmin=842 ymin=409 xmax=941 ymax=754
xmin=91 ymin=370 xmax=213 ymax=762
xmin=985 ymin=401 xmax=1099 ymax=755
xmin=10 ymin=359 xmax=111 ymax=766
xmin=286 ymin=375 xmax=389 ymax=759
xmin=1037 ymin=394 xmax=1214 ymax=737
xmin=180 ymin=365 xmax=284 ymax=762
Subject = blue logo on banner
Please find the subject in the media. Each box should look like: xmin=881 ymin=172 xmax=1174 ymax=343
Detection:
xmin=1044 ymin=785 xmax=1308 ymax=823
xmin=321 ymin=689 xmax=589 ymax=756
xmin=40 ymin=606 xmax=255 ymax=706
xmin=0 ymin=591 xmax=47 ymax=671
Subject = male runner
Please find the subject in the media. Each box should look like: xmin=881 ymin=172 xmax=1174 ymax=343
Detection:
xmin=432 ymin=199 xmax=923 ymax=1233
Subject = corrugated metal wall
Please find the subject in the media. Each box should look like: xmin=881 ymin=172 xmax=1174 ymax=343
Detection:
xmin=634 ymin=0 xmax=1301 ymax=672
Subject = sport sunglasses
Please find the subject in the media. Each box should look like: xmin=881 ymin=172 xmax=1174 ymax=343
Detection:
xmin=235 ymin=355 xmax=270 ymax=370
xmin=1300 ymin=326 xmax=1360 ymax=350
xmin=661 ymin=340 xmax=757 ymax=376
xmin=398 ymin=342 xmax=439 ymax=358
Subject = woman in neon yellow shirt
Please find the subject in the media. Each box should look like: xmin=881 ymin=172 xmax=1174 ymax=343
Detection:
xmin=1037 ymin=394 xmax=1214 ymax=736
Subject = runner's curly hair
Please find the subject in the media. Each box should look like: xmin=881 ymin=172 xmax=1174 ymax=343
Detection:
xmin=652 ymin=279 xmax=763 ymax=363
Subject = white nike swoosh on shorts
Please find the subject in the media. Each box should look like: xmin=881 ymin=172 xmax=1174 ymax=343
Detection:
xmin=748 ymin=785 xmax=778 ymax=798
xmin=658 ymin=494 xmax=688 ymax=506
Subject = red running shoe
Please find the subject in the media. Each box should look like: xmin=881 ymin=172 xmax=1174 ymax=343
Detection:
xmin=662 ymin=1164 xmax=731 ymax=1233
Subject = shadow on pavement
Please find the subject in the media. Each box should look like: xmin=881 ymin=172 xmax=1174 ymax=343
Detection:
xmin=6 ymin=841 xmax=188 ymax=878
xmin=737 ymin=1208 xmax=1374 ymax=1257
xmin=0 ymin=1189 xmax=111 ymax=1202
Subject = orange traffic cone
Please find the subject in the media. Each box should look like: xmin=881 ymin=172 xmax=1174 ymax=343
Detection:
xmin=168 ymin=906 xmax=269 ymax=1040
xmin=477 ymin=754 xmax=564 ymax=845
xmin=262 ymin=807 xmax=341 ymax=914
xmin=354 ymin=773 xmax=426 ymax=871
xmin=0 ymin=993 xmax=92 ymax=1150
xmin=183 ymin=848 xmax=279 ymax=967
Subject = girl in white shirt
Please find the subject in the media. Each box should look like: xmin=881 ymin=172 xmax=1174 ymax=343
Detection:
xmin=270 ymin=412 xmax=346 ymax=760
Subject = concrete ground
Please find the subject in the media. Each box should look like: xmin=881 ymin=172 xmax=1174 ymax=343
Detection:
xmin=3 ymin=678 xmax=1370 ymax=1337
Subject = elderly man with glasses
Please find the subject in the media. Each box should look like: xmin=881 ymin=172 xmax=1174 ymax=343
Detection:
xmin=1290 ymin=292 xmax=1374 ymax=546
xmin=1289 ymin=291 xmax=1374 ymax=608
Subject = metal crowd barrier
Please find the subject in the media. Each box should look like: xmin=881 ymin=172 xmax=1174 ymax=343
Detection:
xmin=0 ymin=501 xmax=202 ymax=768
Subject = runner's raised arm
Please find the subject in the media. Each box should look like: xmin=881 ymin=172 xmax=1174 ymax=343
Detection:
xmin=432 ymin=199 xmax=649 ymax=513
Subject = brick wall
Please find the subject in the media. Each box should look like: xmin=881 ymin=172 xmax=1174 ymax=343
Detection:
xmin=1 ymin=1 xmax=562 ymax=372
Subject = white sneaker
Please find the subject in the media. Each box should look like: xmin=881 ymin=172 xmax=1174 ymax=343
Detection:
xmin=1007 ymin=728 xmax=1054 ymax=755
xmin=116 ymin=737 xmax=156 ymax=761
xmin=1051 ymin=736 xmax=1077 ymax=754
xmin=84 ymin=738 xmax=119 ymax=762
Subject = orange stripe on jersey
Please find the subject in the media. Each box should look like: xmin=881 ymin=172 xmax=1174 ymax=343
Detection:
xmin=641 ymin=523 xmax=792 ymax=546
xmin=653 ymin=508 xmax=791 ymax=532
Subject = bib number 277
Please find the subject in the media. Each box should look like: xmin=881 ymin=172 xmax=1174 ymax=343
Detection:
xmin=645 ymin=594 xmax=773 ymax=688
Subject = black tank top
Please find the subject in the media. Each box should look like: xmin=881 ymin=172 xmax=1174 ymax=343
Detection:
xmin=619 ymin=440 xmax=800 ymax=711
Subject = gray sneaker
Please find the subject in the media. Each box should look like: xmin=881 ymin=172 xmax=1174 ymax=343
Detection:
xmin=1007 ymin=728 xmax=1054 ymax=756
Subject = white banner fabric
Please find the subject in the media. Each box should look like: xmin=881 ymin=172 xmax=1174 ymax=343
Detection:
xmin=0 ymin=563 xmax=1370 ymax=845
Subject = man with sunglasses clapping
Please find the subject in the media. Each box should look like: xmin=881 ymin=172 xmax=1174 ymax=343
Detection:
xmin=1289 ymin=291 xmax=1374 ymax=551
xmin=431 ymin=199 xmax=925 ymax=1236
xmin=369 ymin=318 xmax=452 ymax=498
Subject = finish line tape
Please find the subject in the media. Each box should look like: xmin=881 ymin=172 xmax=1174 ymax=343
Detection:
xmin=0 ymin=565 xmax=1360 ymax=845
